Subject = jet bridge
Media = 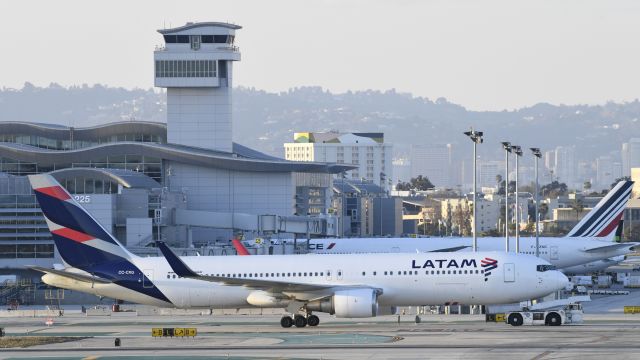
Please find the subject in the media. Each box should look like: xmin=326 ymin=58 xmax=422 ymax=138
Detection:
xmin=174 ymin=209 xmax=338 ymax=237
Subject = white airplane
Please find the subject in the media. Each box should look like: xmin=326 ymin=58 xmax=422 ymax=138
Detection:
xmin=27 ymin=174 xmax=568 ymax=328
xmin=303 ymin=181 xmax=637 ymax=271
xmin=562 ymin=255 xmax=626 ymax=275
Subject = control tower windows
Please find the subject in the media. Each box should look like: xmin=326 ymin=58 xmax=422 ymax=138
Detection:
xmin=164 ymin=34 xmax=235 ymax=45
xmin=163 ymin=35 xmax=190 ymax=43
xmin=155 ymin=60 xmax=217 ymax=78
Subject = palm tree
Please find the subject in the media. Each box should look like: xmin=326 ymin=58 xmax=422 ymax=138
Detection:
xmin=570 ymin=197 xmax=585 ymax=221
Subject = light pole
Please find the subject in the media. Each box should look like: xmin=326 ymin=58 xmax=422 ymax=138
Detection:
xmin=501 ymin=142 xmax=512 ymax=252
xmin=511 ymin=145 xmax=523 ymax=253
xmin=464 ymin=129 xmax=483 ymax=252
xmin=531 ymin=148 xmax=542 ymax=257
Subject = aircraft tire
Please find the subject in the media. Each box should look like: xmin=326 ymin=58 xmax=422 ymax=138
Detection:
xmin=294 ymin=314 xmax=307 ymax=328
xmin=280 ymin=316 xmax=294 ymax=328
xmin=307 ymin=314 xmax=320 ymax=327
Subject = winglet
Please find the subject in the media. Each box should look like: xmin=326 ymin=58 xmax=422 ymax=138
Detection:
xmin=155 ymin=241 xmax=199 ymax=278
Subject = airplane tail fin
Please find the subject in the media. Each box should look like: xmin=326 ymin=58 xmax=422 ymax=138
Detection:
xmin=28 ymin=174 xmax=136 ymax=272
xmin=566 ymin=181 xmax=633 ymax=240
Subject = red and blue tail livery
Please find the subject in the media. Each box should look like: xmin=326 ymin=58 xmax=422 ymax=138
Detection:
xmin=28 ymin=174 xmax=172 ymax=305
xmin=566 ymin=180 xmax=633 ymax=238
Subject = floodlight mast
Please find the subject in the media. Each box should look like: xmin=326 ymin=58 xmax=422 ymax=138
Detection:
xmin=464 ymin=129 xmax=483 ymax=252
xmin=530 ymin=148 xmax=542 ymax=257
xmin=501 ymin=142 xmax=511 ymax=252
xmin=511 ymin=145 xmax=523 ymax=253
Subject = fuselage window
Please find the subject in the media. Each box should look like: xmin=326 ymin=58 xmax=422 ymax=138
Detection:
xmin=373 ymin=271 xmax=377 ymax=276
xmin=390 ymin=271 xmax=393 ymax=275
xmin=315 ymin=272 xmax=318 ymax=276
xmin=453 ymin=270 xmax=456 ymax=274
xmin=436 ymin=270 xmax=440 ymax=275
xmin=338 ymin=271 xmax=342 ymax=277
xmin=167 ymin=274 xmax=170 ymax=279
xmin=249 ymin=274 xmax=252 ymax=278
xmin=384 ymin=271 xmax=388 ymax=275
xmin=321 ymin=272 xmax=324 ymax=276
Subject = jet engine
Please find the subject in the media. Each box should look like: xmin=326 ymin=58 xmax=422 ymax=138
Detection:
xmin=306 ymin=288 xmax=379 ymax=318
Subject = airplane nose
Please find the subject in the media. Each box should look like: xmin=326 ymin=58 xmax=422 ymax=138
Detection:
xmin=553 ymin=271 xmax=570 ymax=290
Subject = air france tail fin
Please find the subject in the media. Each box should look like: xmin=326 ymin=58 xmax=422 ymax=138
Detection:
xmin=566 ymin=181 xmax=633 ymax=240
xmin=28 ymin=174 xmax=136 ymax=272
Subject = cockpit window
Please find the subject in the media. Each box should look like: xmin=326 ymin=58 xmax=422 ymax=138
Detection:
xmin=536 ymin=265 xmax=557 ymax=272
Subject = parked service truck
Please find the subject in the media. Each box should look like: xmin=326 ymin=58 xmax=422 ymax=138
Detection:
xmin=505 ymin=296 xmax=589 ymax=326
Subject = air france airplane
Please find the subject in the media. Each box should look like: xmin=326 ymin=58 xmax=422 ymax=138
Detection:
xmin=27 ymin=174 xmax=568 ymax=328
xmin=303 ymin=181 xmax=637 ymax=270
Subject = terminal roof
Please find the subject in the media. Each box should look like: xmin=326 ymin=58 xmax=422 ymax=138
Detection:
xmin=158 ymin=22 xmax=242 ymax=34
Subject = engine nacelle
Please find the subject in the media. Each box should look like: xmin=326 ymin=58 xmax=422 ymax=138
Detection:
xmin=246 ymin=290 xmax=290 ymax=307
xmin=306 ymin=289 xmax=378 ymax=318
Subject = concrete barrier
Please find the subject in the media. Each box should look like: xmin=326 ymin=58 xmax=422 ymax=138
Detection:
xmin=0 ymin=309 xmax=62 ymax=318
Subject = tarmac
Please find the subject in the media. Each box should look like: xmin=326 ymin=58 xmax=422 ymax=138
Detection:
xmin=2 ymin=288 xmax=640 ymax=359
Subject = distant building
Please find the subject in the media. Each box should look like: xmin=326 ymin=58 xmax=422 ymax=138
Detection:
xmin=332 ymin=179 xmax=402 ymax=237
xmin=596 ymin=156 xmax=614 ymax=190
xmin=410 ymin=144 xmax=451 ymax=187
xmin=441 ymin=196 xmax=499 ymax=235
xmin=392 ymin=157 xmax=411 ymax=184
xmin=478 ymin=160 xmax=503 ymax=188
xmin=284 ymin=132 xmax=393 ymax=189
xmin=554 ymin=146 xmax=576 ymax=187
xmin=622 ymin=139 xmax=640 ymax=176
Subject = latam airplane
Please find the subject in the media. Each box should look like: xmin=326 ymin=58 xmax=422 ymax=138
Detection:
xmin=302 ymin=181 xmax=637 ymax=270
xmin=27 ymin=174 xmax=568 ymax=328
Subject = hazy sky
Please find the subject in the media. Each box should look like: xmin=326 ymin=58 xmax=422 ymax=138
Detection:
xmin=1 ymin=0 xmax=639 ymax=110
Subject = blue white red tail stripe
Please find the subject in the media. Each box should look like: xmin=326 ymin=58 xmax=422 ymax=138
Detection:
xmin=567 ymin=181 xmax=633 ymax=238
xmin=28 ymin=174 xmax=173 ymax=305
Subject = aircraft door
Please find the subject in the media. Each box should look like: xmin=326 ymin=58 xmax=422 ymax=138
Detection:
xmin=503 ymin=263 xmax=515 ymax=282
xmin=550 ymin=246 xmax=559 ymax=260
xmin=143 ymin=269 xmax=154 ymax=288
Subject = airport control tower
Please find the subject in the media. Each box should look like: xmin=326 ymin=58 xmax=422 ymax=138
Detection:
xmin=154 ymin=22 xmax=241 ymax=152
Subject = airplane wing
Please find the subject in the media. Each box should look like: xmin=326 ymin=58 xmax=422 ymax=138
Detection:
xmin=429 ymin=245 xmax=471 ymax=253
xmin=27 ymin=266 xmax=112 ymax=284
xmin=583 ymin=242 xmax=638 ymax=253
xmin=155 ymin=241 xmax=374 ymax=294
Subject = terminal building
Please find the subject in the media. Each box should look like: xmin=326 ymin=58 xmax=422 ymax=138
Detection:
xmin=0 ymin=22 xmax=351 ymax=274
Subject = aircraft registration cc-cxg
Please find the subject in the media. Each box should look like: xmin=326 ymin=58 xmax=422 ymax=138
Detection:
xmin=303 ymin=181 xmax=638 ymax=272
xmin=27 ymin=174 xmax=568 ymax=328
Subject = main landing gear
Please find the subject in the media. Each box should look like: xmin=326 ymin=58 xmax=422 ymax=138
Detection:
xmin=280 ymin=313 xmax=320 ymax=328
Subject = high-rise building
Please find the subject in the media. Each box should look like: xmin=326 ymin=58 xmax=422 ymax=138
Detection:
xmin=622 ymin=138 xmax=640 ymax=176
xmin=410 ymin=144 xmax=451 ymax=187
xmin=596 ymin=156 xmax=614 ymax=190
xmin=554 ymin=146 xmax=576 ymax=186
xmin=478 ymin=160 xmax=503 ymax=189
xmin=284 ymin=132 xmax=393 ymax=188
